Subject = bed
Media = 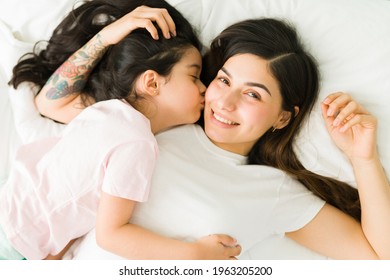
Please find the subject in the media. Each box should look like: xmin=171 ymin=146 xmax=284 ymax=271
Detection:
xmin=1 ymin=0 xmax=390 ymax=259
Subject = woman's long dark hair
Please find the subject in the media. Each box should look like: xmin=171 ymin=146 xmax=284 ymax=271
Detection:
xmin=9 ymin=0 xmax=202 ymax=105
xmin=202 ymin=18 xmax=361 ymax=221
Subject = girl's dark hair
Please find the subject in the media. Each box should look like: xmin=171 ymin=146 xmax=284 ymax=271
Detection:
xmin=9 ymin=0 xmax=202 ymax=105
xmin=202 ymin=18 xmax=361 ymax=221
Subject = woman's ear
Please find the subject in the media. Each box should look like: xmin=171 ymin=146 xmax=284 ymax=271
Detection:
xmin=274 ymin=106 xmax=299 ymax=130
xmin=293 ymin=106 xmax=299 ymax=117
xmin=135 ymin=70 xmax=160 ymax=96
xmin=275 ymin=111 xmax=292 ymax=129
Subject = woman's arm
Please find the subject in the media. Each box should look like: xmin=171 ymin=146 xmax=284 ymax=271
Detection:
xmin=351 ymin=154 xmax=390 ymax=258
xmin=35 ymin=6 xmax=177 ymax=124
xmin=34 ymin=33 xmax=105 ymax=123
xmin=322 ymin=92 xmax=390 ymax=258
xmin=96 ymin=192 xmax=241 ymax=260
xmin=288 ymin=92 xmax=390 ymax=259
xmin=286 ymin=203 xmax=378 ymax=259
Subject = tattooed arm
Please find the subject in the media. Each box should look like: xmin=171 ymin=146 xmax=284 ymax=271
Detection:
xmin=35 ymin=34 xmax=106 ymax=124
xmin=35 ymin=6 xmax=176 ymax=124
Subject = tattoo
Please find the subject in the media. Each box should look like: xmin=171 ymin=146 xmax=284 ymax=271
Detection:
xmin=46 ymin=80 xmax=87 ymax=99
xmin=45 ymin=33 xmax=107 ymax=100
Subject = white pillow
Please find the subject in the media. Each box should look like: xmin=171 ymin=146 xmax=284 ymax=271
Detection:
xmin=0 ymin=0 xmax=76 ymax=43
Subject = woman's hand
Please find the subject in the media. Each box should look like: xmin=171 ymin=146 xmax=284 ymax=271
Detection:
xmin=321 ymin=92 xmax=378 ymax=162
xmin=322 ymin=92 xmax=390 ymax=259
xmin=99 ymin=5 xmax=176 ymax=45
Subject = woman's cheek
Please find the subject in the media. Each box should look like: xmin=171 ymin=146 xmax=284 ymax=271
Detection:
xmin=205 ymin=83 xmax=219 ymax=103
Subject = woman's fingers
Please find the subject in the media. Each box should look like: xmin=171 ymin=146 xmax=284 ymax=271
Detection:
xmin=101 ymin=6 xmax=177 ymax=44
xmin=153 ymin=7 xmax=176 ymax=38
xmin=322 ymin=92 xmax=352 ymax=117
xmin=132 ymin=6 xmax=176 ymax=39
xmin=331 ymin=100 xmax=358 ymax=127
xmin=322 ymin=92 xmax=372 ymax=131
xmin=135 ymin=18 xmax=160 ymax=40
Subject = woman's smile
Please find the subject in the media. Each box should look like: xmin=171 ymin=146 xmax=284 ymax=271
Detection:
xmin=211 ymin=110 xmax=240 ymax=126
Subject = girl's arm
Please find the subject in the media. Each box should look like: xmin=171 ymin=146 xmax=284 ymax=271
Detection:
xmin=287 ymin=92 xmax=390 ymax=259
xmin=96 ymin=192 xmax=241 ymax=260
xmin=44 ymin=239 xmax=77 ymax=260
xmin=35 ymin=6 xmax=176 ymax=124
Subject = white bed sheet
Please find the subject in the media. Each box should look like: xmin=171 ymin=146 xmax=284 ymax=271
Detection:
xmin=1 ymin=0 xmax=389 ymax=259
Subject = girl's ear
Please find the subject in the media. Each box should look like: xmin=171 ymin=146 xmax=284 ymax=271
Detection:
xmin=135 ymin=70 xmax=161 ymax=96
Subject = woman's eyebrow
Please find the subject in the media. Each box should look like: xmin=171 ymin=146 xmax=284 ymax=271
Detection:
xmin=221 ymin=67 xmax=272 ymax=96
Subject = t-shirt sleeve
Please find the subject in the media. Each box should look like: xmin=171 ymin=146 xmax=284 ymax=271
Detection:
xmin=101 ymin=140 xmax=158 ymax=202
xmin=270 ymin=175 xmax=326 ymax=234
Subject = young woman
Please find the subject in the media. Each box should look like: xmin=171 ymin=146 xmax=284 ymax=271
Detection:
xmin=0 ymin=0 xmax=241 ymax=260
xmin=114 ymin=19 xmax=389 ymax=259
xmin=9 ymin=7 xmax=390 ymax=259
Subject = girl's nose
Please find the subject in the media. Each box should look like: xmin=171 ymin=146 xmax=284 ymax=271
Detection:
xmin=199 ymin=80 xmax=207 ymax=96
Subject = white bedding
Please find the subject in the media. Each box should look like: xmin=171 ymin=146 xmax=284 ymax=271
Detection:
xmin=1 ymin=0 xmax=390 ymax=259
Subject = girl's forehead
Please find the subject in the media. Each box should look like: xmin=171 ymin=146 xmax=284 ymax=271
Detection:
xmin=178 ymin=47 xmax=202 ymax=66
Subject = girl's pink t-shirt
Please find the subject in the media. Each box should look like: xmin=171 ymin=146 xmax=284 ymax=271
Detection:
xmin=0 ymin=99 xmax=158 ymax=259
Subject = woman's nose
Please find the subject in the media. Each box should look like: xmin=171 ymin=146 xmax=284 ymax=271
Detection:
xmin=216 ymin=90 xmax=237 ymax=111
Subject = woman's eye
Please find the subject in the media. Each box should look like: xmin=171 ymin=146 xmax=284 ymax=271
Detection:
xmin=247 ymin=92 xmax=261 ymax=100
xmin=218 ymin=77 xmax=229 ymax=85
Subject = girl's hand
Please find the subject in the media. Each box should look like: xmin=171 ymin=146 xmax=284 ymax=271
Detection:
xmin=194 ymin=234 xmax=241 ymax=260
xmin=99 ymin=5 xmax=176 ymax=45
xmin=321 ymin=92 xmax=378 ymax=161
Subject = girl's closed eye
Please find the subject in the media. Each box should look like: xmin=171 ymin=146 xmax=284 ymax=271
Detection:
xmin=190 ymin=75 xmax=201 ymax=82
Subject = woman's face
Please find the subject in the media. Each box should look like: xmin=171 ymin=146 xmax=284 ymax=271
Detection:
xmin=204 ymin=53 xmax=288 ymax=156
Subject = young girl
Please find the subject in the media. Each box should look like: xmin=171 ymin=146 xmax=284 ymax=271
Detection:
xmin=0 ymin=0 xmax=240 ymax=260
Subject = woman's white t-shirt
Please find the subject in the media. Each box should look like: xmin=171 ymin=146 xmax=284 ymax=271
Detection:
xmin=72 ymin=124 xmax=325 ymax=259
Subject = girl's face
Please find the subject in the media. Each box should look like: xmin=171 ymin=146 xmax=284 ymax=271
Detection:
xmin=204 ymin=53 xmax=289 ymax=156
xmin=158 ymin=47 xmax=206 ymax=127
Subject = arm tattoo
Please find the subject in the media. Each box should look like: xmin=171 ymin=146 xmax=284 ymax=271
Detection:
xmin=45 ymin=33 xmax=107 ymax=99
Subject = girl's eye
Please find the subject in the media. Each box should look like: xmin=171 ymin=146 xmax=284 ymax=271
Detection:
xmin=191 ymin=75 xmax=199 ymax=81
